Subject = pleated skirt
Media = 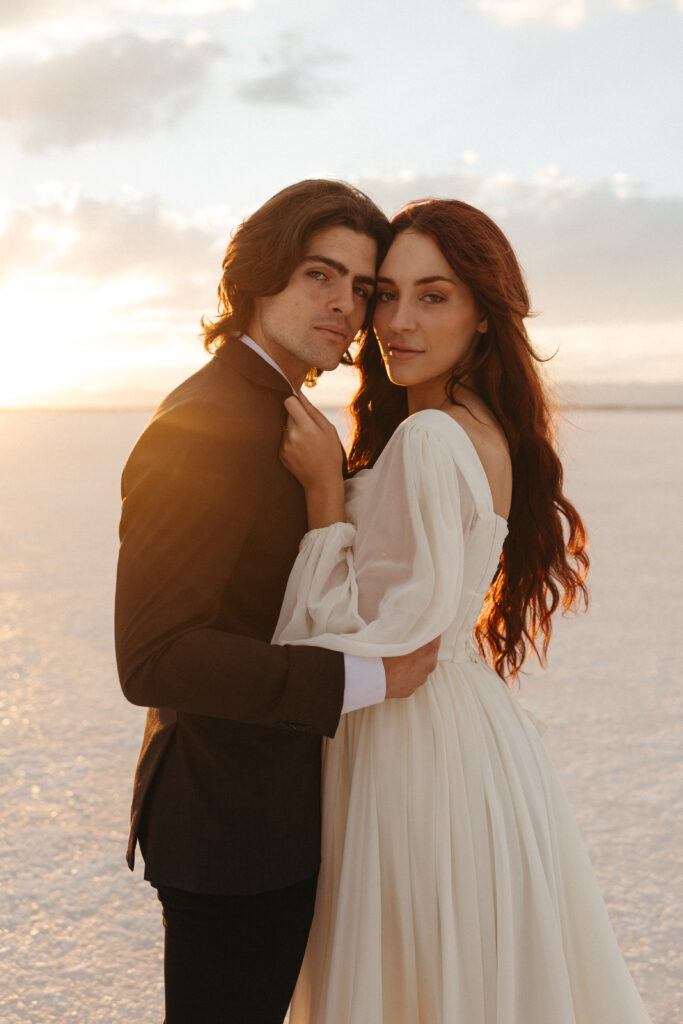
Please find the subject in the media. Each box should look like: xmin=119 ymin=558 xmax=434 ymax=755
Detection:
xmin=289 ymin=657 xmax=651 ymax=1024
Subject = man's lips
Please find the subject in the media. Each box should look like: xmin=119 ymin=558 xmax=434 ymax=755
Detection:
xmin=314 ymin=324 xmax=349 ymax=343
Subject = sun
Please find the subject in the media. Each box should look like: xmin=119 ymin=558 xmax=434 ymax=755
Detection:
xmin=0 ymin=277 xmax=91 ymax=406
xmin=0 ymin=270 xmax=181 ymax=407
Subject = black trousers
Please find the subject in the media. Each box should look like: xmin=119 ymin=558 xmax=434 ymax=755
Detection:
xmin=156 ymin=873 xmax=318 ymax=1024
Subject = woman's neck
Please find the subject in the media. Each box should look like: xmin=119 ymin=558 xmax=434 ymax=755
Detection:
xmin=407 ymin=378 xmax=471 ymax=416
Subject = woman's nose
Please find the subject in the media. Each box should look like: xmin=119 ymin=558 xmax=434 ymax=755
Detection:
xmin=389 ymin=300 xmax=415 ymax=332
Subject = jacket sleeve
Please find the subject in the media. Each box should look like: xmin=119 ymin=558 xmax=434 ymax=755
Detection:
xmin=114 ymin=405 xmax=344 ymax=736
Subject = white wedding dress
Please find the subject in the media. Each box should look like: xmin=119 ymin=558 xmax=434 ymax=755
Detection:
xmin=274 ymin=409 xmax=651 ymax=1024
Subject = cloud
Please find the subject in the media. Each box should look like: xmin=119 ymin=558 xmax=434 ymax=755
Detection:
xmin=0 ymin=32 xmax=224 ymax=150
xmin=0 ymin=187 xmax=238 ymax=404
xmin=236 ymin=31 xmax=348 ymax=107
xmin=0 ymin=188 xmax=228 ymax=311
xmin=4 ymin=172 xmax=682 ymax=329
xmin=477 ymin=0 xmax=586 ymax=28
xmin=1 ymin=174 xmax=681 ymax=403
xmin=0 ymin=0 xmax=248 ymax=29
xmin=354 ymin=168 xmax=683 ymax=325
xmin=475 ymin=0 xmax=672 ymax=28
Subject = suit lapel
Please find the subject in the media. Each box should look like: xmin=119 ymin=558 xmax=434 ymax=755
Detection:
xmin=214 ymin=339 xmax=293 ymax=396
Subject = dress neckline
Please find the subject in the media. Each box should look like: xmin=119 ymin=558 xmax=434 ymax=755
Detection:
xmin=350 ymin=409 xmax=509 ymax=526
xmin=407 ymin=409 xmax=509 ymax=525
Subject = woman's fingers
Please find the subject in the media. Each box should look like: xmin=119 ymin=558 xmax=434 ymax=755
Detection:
xmin=283 ymin=395 xmax=310 ymax=425
xmin=281 ymin=394 xmax=342 ymax=482
xmin=284 ymin=394 xmax=325 ymax=432
xmin=280 ymin=396 xmax=344 ymax=488
xmin=296 ymin=391 xmax=321 ymax=418
xmin=283 ymin=406 xmax=316 ymax=451
xmin=296 ymin=387 xmax=333 ymax=428
xmin=295 ymin=391 xmax=337 ymax=433
xmin=285 ymin=394 xmax=334 ymax=441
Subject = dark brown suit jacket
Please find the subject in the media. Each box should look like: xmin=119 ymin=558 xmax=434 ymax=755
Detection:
xmin=115 ymin=342 xmax=345 ymax=894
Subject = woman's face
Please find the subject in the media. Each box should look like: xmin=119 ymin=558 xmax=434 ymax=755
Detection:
xmin=373 ymin=230 xmax=487 ymax=395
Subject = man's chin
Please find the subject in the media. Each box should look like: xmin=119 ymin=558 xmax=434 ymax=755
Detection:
xmin=309 ymin=349 xmax=346 ymax=372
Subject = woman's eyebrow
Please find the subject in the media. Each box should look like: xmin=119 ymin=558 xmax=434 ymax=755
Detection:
xmin=415 ymin=275 xmax=457 ymax=286
xmin=377 ymin=274 xmax=457 ymax=286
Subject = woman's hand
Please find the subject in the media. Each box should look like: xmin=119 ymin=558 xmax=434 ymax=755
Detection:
xmin=279 ymin=392 xmax=346 ymax=530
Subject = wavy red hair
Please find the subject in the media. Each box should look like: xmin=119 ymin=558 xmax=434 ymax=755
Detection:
xmin=347 ymin=199 xmax=589 ymax=682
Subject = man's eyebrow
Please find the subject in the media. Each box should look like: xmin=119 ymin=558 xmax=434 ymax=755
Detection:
xmin=303 ymin=255 xmax=376 ymax=287
xmin=377 ymin=274 xmax=457 ymax=286
xmin=303 ymin=255 xmax=348 ymax=276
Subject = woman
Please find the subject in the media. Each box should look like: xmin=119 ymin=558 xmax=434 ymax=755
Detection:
xmin=274 ymin=199 xmax=651 ymax=1022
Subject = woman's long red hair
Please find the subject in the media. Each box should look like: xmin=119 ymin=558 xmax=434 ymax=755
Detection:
xmin=347 ymin=199 xmax=589 ymax=683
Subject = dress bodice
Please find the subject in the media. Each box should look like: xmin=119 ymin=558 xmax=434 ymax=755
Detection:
xmin=273 ymin=409 xmax=508 ymax=661
xmin=343 ymin=411 xmax=508 ymax=659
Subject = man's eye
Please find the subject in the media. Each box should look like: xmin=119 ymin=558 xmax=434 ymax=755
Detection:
xmin=307 ymin=269 xmax=328 ymax=281
xmin=353 ymin=285 xmax=369 ymax=299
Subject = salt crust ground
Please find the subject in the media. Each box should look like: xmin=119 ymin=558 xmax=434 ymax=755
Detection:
xmin=0 ymin=408 xmax=680 ymax=1023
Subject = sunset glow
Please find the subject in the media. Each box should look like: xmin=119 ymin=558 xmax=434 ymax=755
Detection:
xmin=1 ymin=1 xmax=681 ymax=406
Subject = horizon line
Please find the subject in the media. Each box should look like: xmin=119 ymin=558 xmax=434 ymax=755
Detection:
xmin=2 ymin=402 xmax=683 ymax=415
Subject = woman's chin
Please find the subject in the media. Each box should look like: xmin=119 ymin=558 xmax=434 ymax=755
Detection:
xmin=385 ymin=366 xmax=424 ymax=388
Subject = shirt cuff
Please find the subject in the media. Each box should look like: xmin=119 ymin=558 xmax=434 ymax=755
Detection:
xmin=341 ymin=654 xmax=386 ymax=714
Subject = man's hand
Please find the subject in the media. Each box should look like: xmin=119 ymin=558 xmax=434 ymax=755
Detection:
xmin=383 ymin=637 xmax=441 ymax=699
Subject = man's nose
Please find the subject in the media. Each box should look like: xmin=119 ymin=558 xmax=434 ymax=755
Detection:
xmin=329 ymin=282 xmax=354 ymax=316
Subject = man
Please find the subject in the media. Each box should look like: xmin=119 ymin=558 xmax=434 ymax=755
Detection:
xmin=115 ymin=179 xmax=439 ymax=1023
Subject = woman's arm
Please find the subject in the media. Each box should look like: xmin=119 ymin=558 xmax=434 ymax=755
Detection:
xmin=274 ymin=415 xmax=466 ymax=659
xmin=279 ymin=392 xmax=346 ymax=530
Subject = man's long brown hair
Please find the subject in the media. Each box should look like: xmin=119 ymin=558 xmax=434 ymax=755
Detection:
xmin=201 ymin=179 xmax=392 ymax=361
xmin=347 ymin=199 xmax=589 ymax=683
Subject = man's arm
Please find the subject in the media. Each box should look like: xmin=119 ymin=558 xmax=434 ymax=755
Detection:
xmin=114 ymin=409 xmax=345 ymax=737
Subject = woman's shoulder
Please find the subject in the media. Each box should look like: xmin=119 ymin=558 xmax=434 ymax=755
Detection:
xmin=395 ymin=403 xmax=504 ymax=454
xmin=443 ymin=402 xmax=512 ymax=519
xmin=397 ymin=404 xmax=511 ymax=520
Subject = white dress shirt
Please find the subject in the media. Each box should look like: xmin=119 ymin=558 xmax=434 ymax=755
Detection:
xmin=238 ymin=334 xmax=386 ymax=714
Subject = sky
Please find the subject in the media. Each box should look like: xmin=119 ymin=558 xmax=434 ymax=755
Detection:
xmin=0 ymin=0 xmax=682 ymax=407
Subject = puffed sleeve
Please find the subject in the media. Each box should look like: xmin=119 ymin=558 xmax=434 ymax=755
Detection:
xmin=273 ymin=417 xmax=473 ymax=657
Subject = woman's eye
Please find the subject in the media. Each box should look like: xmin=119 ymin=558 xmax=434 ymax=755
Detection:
xmin=377 ymin=291 xmax=395 ymax=303
xmin=422 ymin=293 xmax=445 ymax=304
xmin=307 ymin=269 xmax=328 ymax=281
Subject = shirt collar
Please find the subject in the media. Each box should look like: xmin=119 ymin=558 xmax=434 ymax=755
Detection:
xmin=239 ymin=334 xmax=297 ymax=394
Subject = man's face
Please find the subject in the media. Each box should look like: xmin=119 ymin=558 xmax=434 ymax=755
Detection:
xmin=248 ymin=224 xmax=378 ymax=388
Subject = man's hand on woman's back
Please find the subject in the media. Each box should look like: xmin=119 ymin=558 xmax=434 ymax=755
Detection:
xmin=383 ymin=637 xmax=441 ymax=699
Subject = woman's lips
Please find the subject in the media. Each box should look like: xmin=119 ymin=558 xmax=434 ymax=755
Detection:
xmin=387 ymin=345 xmax=424 ymax=360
